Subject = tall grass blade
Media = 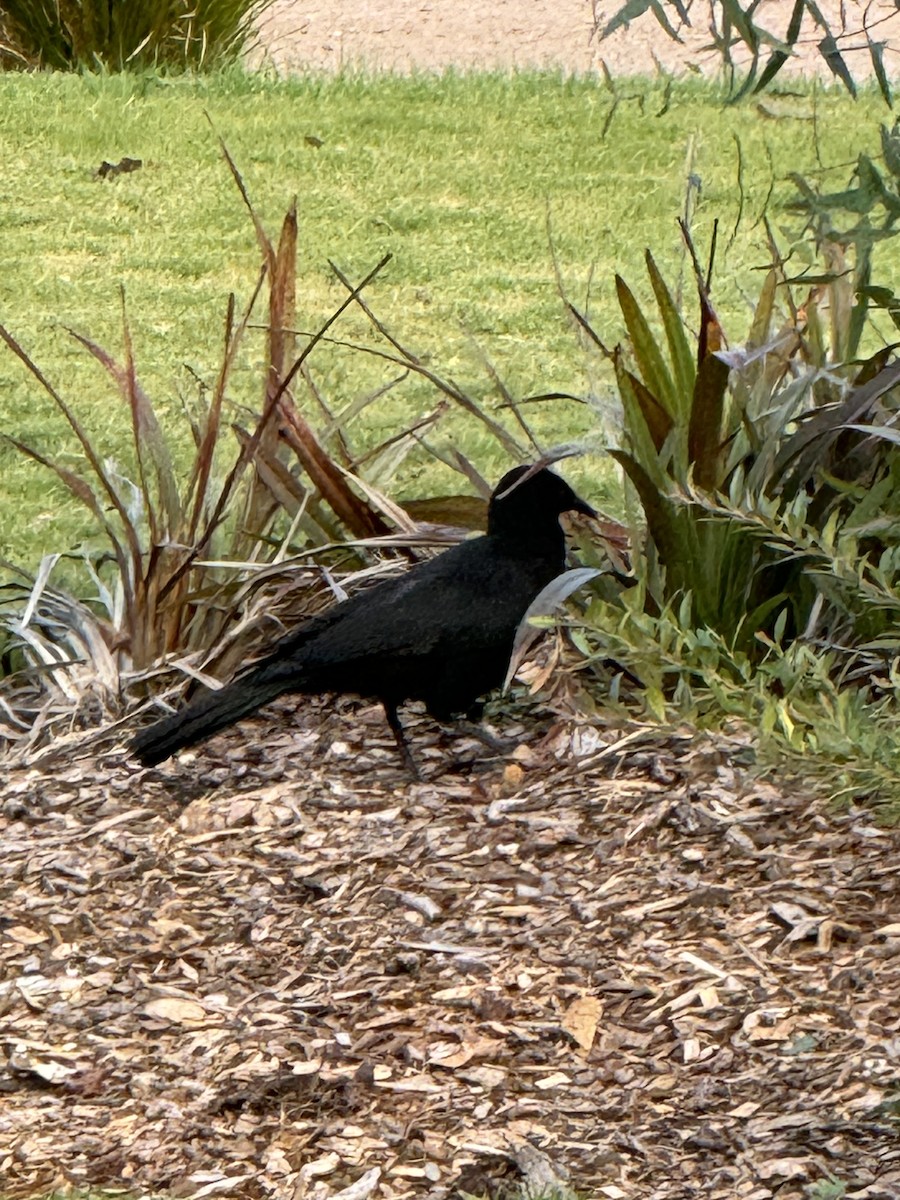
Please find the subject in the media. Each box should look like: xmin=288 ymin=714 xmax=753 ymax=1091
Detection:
xmin=645 ymin=251 xmax=695 ymax=422
xmin=215 ymin=128 xmax=274 ymax=266
xmin=747 ymin=269 xmax=778 ymax=348
xmin=615 ymin=275 xmax=676 ymax=415
xmin=1 ymin=435 xmax=112 ymax=541
xmin=271 ymin=402 xmax=392 ymax=539
xmin=321 ymin=373 xmax=411 ymax=470
xmin=881 ymin=123 xmax=900 ymax=180
xmin=472 ymin=347 xmax=543 ymax=455
xmin=754 ymin=49 xmax=789 ymax=93
xmin=609 ymin=449 xmax=686 ymax=574
xmin=754 ymin=0 xmax=803 ymax=93
xmin=239 ymin=202 xmax=299 ymax=556
xmin=67 ymin=320 xmax=180 ymax=539
xmin=614 ymin=357 xmax=669 ymax=489
xmin=189 ymin=274 xmax=269 ymax=551
xmin=329 ymin=263 xmax=525 ymax=459
xmin=563 ymin=300 xmax=614 ymax=359
xmin=163 ymin=252 xmax=395 ymax=602
xmin=0 ymin=323 xmax=142 ymax=574
xmin=623 ymin=368 xmax=673 ymax=454
xmin=775 ymin=360 xmax=900 ymax=491
xmin=688 ymin=352 xmax=730 ymax=491
xmin=596 ymin=0 xmax=654 ymax=41
xmin=297 ymin=328 xmax=526 ymax=460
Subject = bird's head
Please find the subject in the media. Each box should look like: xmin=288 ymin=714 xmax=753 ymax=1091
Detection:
xmin=487 ymin=465 xmax=595 ymax=538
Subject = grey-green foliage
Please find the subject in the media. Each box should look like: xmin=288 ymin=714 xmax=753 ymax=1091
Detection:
xmin=788 ymin=120 xmax=900 ymax=360
xmin=595 ymin=0 xmax=894 ymax=104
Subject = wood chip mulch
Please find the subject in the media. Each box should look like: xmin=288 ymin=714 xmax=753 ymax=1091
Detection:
xmin=2 ymin=701 xmax=899 ymax=1200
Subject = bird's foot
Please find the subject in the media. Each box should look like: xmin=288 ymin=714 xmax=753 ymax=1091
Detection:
xmin=453 ymin=719 xmax=514 ymax=755
xmin=397 ymin=740 xmax=423 ymax=781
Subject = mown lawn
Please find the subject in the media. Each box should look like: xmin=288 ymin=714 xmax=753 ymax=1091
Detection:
xmin=0 ymin=68 xmax=893 ymax=568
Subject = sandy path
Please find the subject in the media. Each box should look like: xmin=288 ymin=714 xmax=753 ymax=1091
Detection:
xmin=256 ymin=0 xmax=899 ymax=80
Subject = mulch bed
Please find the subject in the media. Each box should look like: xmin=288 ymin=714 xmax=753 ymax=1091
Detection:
xmin=2 ymin=702 xmax=899 ymax=1199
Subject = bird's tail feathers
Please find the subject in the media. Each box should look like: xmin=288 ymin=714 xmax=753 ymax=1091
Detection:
xmin=129 ymin=673 xmax=287 ymax=767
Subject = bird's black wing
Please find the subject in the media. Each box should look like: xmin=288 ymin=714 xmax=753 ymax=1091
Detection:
xmin=259 ymin=537 xmax=559 ymax=715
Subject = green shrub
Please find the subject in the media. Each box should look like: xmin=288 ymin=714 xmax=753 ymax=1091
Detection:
xmin=560 ymin=174 xmax=900 ymax=807
xmin=0 ymin=0 xmax=274 ymax=72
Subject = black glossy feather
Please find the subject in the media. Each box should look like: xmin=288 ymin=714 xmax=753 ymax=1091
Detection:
xmin=129 ymin=466 xmax=593 ymax=768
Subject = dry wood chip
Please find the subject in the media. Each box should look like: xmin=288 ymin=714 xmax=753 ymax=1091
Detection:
xmin=560 ymin=994 xmax=603 ymax=1051
xmin=747 ymin=1111 xmax=818 ymax=1134
xmin=400 ymin=939 xmax=489 ymax=957
xmin=755 ymin=1156 xmax=812 ymax=1181
xmin=646 ymin=1074 xmax=678 ymax=1097
xmin=486 ymin=794 xmax=533 ymax=819
xmin=184 ymin=1172 xmax=256 ymax=1196
xmin=86 ymin=806 xmax=159 ymax=838
xmin=728 ymin=1101 xmax=762 ymax=1118
xmin=459 ymin=1065 xmax=507 ymax=1089
xmin=375 ymin=1074 xmax=445 ymax=1093
xmin=427 ymin=1037 xmax=498 ymax=1069
xmin=7 ymin=1046 xmax=79 ymax=1084
xmin=533 ymin=1071 xmax=571 ymax=1090
xmin=4 ymin=924 xmax=48 ymax=945
xmin=394 ymin=891 xmax=441 ymax=920
xmin=329 ymin=1167 xmax=382 ymax=1200
xmin=142 ymin=997 xmax=217 ymax=1025
xmin=741 ymin=1009 xmax=801 ymax=1042
xmin=299 ymin=1154 xmax=341 ymax=1179
xmin=388 ymin=1164 xmax=428 ymax=1178
xmin=356 ymin=1010 xmax=411 ymax=1030
xmin=3 ymin=721 xmax=898 ymax=1200
xmin=621 ymin=895 xmax=690 ymax=919
xmin=290 ymin=1059 xmax=323 ymax=1076
xmin=14 ymin=972 xmax=81 ymax=1007
xmin=680 ymin=949 xmax=730 ymax=978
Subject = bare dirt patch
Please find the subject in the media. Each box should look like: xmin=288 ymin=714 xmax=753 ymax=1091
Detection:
xmin=256 ymin=0 xmax=899 ymax=80
xmin=2 ymin=707 xmax=899 ymax=1198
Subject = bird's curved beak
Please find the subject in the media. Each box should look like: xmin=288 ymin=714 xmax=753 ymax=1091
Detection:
xmin=572 ymin=497 xmax=597 ymax=519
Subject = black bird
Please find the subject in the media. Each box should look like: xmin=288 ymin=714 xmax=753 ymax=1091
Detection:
xmin=129 ymin=465 xmax=594 ymax=771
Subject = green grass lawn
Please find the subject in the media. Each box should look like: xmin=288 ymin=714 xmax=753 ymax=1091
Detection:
xmin=0 ymin=68 xmax=893 ymax=570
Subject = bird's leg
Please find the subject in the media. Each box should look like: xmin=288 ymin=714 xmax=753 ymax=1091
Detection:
xmin=382 ymin=701 xmax=421 ymax=779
